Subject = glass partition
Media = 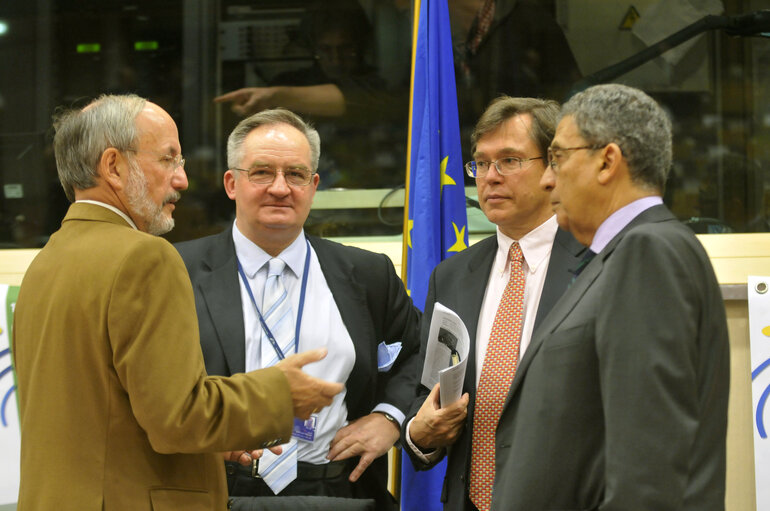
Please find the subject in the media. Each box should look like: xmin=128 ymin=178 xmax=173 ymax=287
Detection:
xmin=0 ymin=0 xmax=768 ymax=247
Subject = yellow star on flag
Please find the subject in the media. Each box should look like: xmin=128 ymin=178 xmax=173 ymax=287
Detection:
xmin=447 ymin=222 xmax=468 ymax=253
xmin=407 ymin=218 xmax=414 ymax=249
xmin=440 ymin=156 xmax=456 ymax=197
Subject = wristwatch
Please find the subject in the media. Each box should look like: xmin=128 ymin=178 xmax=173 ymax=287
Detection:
xmin=374 ymin=410 xmax=399 ymax=426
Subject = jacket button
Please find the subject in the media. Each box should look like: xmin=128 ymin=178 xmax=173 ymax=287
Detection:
xmin=226 ymin=464 xmax=236 ymax=475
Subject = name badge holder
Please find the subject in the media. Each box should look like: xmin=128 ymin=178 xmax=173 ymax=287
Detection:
xmin=237 ymin=238 xmax=317 ymax=441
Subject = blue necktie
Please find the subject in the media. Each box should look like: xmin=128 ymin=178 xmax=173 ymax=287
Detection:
xmin=571 ymin=249 xmax=597 ymax=284
xmin=258 ymin=258 xmax=298 ymax=493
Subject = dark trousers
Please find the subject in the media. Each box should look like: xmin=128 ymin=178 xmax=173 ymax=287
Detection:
xmin=225 ymin=458 xmax=397 ymax=511
xmin=227 ymin=460 xmax=355 ymax=498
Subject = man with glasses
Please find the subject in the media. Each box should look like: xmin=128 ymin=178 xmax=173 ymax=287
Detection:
xmin=491 ymin=84 xmax=729 ymax=510
xmin=13 ymin=95 xmax=342 ymax=511
xmin=176 ymin=108 xmax=420 ymax=510
xmin=401 ymin=96 xmax=585 ymax=511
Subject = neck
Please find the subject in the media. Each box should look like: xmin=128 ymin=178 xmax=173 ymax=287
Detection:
xmin=579 ymin=186 xmax=660 ymax=246
xmin=75 ymin=187 xmax=128 ymax=214
xmin=236 ymin=219 xmax=301 ymax=257
xmin=499 ymin=208 xmax=552 ymax=241
xmin=602 ymin=187 xmax=660 ymax=225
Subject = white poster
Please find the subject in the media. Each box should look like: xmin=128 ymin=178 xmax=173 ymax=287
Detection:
xmin=748 ymin=276 xmax=770 ymax=509
xmin=0 ymin=284 xmax=19 ymax=505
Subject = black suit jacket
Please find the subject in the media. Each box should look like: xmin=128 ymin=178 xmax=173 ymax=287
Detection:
xmin=175 ymin=228 xmax=421 ymax=502
xmin=403 ymin=228 xmax=585 ymax=510
xmin=493 ymin=205 xmax=730 ymax=510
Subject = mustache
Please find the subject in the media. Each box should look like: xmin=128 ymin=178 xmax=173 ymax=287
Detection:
xmin=163 ymin=191 xmax=181 ymax=205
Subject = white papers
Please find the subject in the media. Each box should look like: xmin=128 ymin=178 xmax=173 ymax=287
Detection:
xmin=420 ymin=303 xmax=470 ymax=408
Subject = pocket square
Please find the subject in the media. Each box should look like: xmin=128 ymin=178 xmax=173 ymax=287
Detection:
xmin=377 ymin=341 xmax=402 ymax=372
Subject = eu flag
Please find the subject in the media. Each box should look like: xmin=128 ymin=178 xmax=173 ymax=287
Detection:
xmin=401 ymin=0 xmax=468 ymax=508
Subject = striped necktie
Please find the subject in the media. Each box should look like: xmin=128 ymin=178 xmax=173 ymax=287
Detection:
xmin=469 ymin=242 xmax=525 ymax=510
xmin=258 ymin=258 xmax=297 ymax=493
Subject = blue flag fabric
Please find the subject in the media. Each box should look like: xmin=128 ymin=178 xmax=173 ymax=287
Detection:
xmin=401 ymin=0 xmax=468 ymax=509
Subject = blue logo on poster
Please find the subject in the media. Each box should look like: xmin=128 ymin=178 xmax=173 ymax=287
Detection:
xmin=0 ymin=348 xmax=15 ymax=428
xmin=754 ymin=356 xmax=770 ymax=439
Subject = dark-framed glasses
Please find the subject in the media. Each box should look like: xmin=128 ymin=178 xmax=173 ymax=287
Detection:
xmin=233 ymin=166 xmax=316 ymax=186
xmin=464 ymin=156 xmax=543 ymax=178
xmin=126 ymin=149 xmax=185 ymax=173
xmin=546 ymin=145 xmax=603 ymax=172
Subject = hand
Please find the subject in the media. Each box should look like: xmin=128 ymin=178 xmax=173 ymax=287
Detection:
xmin=222 ymin=445 xmax=283 ymax=466
xmin=214 ymin=87 xmax=277 ymax=117
xmin=327 ymin=413 xmax=401 ymax=482
xmin=276 ymin=348 xmax=344 ymax=420
xmin=410 ymin=384 xmax=469 ymax=450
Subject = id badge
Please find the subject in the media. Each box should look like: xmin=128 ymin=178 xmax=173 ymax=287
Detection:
xmin=293 ymin=415 xmax=317 ymax=442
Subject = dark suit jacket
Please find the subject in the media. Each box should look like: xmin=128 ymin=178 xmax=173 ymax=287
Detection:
xmin=403 ymin=228 xmax=585 ymax=510
xmin=493 ymin=205 xmax=730 ymax=510
xmin=175 ymin=228 xmax=421 ymax=504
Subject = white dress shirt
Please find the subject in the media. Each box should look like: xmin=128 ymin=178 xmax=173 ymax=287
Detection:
xmin=232 ymin=223 xmax=355 ymax=464
xmin=474 ymin=215 xmax=558 ymax=387
xmin=405 ymin=215 xmax=559 ymax=460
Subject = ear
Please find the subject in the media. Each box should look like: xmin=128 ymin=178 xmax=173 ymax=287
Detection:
xmin=597 ymin=143 xmax=623 ymax=186
xmin=224 ymin=170 xmax=237 ymax=200
xmin=311 ymin=172 xmax=320 ymax=191
xmin=99 ymin=148 xmax=127 ymax=191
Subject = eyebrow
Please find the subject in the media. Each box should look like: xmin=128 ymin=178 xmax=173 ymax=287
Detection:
xmin=246 ymin=161 xmax=310 ymax=169
xmin=473 ymin=147 xmax=526 ymax=159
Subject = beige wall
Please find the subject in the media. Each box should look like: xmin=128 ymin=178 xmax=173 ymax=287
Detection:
xmin=2 ymin=232 xmax=768 ymax=509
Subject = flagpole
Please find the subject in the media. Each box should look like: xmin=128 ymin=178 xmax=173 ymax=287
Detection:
xmin=401 ymin=0 xmax=422 ymax=284
xmin=392 ymin=0 xmax=423 ymax=501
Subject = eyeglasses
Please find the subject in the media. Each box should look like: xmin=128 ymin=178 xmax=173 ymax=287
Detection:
xmin=232 ymin=165 xmax=316 ymax=186
xmin=464 ymin=156 xmax=543 ymax=178
xmin=126 ymin=149 xmax=185 ymax=173
xmin=546 ymin=145 xmax=603 ymax=172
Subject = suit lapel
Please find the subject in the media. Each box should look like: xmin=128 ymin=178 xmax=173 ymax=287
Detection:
xmin=533 ymin=228 xmax=586 ymax=331
xmin=197 ymin=229 xmax=248 ymax=374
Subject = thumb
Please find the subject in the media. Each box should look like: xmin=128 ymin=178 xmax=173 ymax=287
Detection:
xmin=429 ymin=383 xmax=441 ymax=408
xmin=287 ymin=347 xmax=328 ymax=368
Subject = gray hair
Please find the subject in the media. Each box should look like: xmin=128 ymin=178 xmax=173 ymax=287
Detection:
xmin=471 ymin=96 xmax=560 ymax=158
xmin=226 ymin=108 xmax=321 ymax=172
xmin=53 ymin=94 xmax=147 ymax=202
xmin=561 ymin=84 xmax=672 ymax=192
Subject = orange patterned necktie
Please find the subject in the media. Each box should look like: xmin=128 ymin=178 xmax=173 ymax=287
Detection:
xmin=469 ymin=241 xmax=525 ymax=510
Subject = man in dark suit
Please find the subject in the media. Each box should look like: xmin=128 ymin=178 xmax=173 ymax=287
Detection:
xmin=491 ymin=84 xmax=729 ymax=510
xmin=402 ymin=96 xmax=585 ymax=511
xmin=175 ymin=108 xmax=419 ymax=510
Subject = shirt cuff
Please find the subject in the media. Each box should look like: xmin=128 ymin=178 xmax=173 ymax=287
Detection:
xmin=404 ymin=417 xmax=444 ymax=464
xmin=371 ymin=403 xmax=405 ymax=426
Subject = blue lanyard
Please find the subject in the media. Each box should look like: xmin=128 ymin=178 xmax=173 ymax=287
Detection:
xmin=236 ymin=238 xmax=311 ymax=361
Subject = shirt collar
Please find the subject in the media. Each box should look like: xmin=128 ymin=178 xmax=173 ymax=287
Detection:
xmin=75 ymin=200 xmax=138 ymax=230
xmin=495 ymin=215 xmax=558 ymax=274
xmin=232 ymin=220 xmax=307 ymax=278
xmin=590 ymin=196 xmax=663 ymax=253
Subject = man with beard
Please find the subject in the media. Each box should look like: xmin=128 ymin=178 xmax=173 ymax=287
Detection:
xmin=12 ymin=94 xmax=343 ymax=511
